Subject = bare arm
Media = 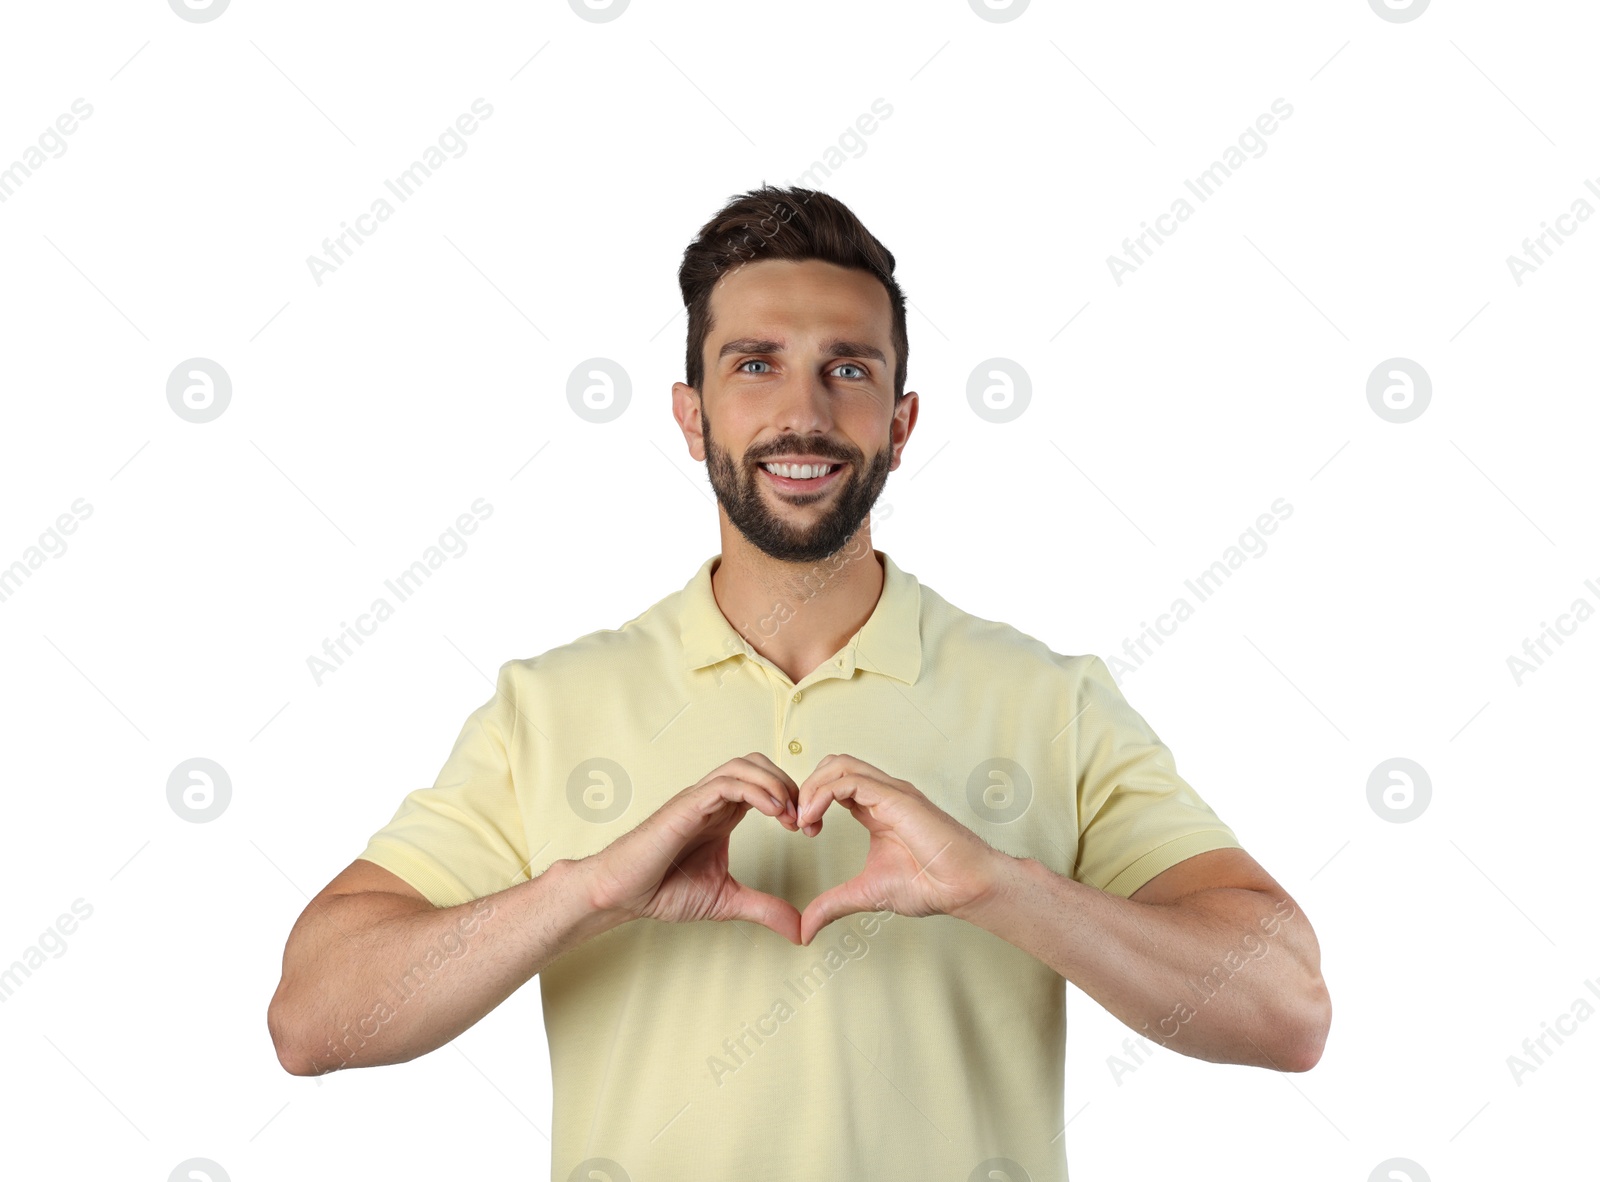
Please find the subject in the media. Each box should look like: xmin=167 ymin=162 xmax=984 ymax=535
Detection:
xmin=268 ymin=752 xmax=804 ymax=1076
xmin=267 ymin=856 xmax=619 ymax=1076
xmin=960 ymin=847 xmax=1330 ymax=1071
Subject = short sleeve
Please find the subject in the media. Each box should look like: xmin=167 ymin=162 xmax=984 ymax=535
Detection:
xmin=1070 ymin=655 xmax=1241 ymax=898
xmin=357 ymin=660 xmax=532 ymax=909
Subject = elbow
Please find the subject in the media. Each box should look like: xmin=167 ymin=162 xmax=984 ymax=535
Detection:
xmin=1280 ymin=977 xmax=1332 ymax=1072
xmin=267 ymin=990 xmax=316 ymax=1077
xmin=272 ymin=1030 xmax=327 ymax=1078
xmin=276 ymin=1048 xmax=315 ymax=1078
xmin=274 ymin=1038 xmax=317 ymax=1078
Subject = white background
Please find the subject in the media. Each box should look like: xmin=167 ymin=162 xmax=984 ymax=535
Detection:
xmin=1 ymin=1 xmax=1594 ymax=1179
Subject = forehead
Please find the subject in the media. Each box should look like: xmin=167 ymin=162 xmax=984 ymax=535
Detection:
xmin=708 ymin=257 xmax=891 ymax=343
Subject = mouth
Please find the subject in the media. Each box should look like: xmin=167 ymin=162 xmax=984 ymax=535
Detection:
xmin=758 ymin=461 xmax=846 ymax=493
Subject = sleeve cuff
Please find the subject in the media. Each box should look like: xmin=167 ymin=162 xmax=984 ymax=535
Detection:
xmin=1095 ymin=830 xmax=1242 ymax=899
xmin=356 ymin=843 xmax=469 ymax=910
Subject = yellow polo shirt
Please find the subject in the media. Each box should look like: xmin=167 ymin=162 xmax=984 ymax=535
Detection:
xmin=358 ymin=548 xmax=1241 ymax=1181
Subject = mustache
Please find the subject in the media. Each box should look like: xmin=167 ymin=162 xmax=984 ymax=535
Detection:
xmin=749 ymin=451 xmax=852 ymax=465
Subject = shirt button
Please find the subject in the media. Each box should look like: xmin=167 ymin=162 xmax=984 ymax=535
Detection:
xmin=792 ymin=690 xmax=803 ymax=703
xmin=788 ymin=739 xmax=802 ymax=754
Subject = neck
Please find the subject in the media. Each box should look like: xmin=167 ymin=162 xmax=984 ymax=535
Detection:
xmin=709 ymin=532 xmax=883 ymax=684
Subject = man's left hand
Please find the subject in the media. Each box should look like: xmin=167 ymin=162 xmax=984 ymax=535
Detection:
xmin=795 ymin=753 xmax=1010 ymax=945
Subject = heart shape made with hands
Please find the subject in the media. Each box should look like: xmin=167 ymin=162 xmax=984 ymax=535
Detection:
xmin=757 ymin=753 xmax=1002 ymax=947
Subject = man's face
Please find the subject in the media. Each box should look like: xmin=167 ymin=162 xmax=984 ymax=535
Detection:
xmin=675 ymin=257 xmax=914 ymax=565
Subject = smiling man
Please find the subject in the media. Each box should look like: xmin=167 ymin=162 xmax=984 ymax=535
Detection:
xmin=268 ymin=186 xmax=1331 ymax=1182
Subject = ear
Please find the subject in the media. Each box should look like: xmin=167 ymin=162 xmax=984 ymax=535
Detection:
xmin=888 ymin=389 xmax=918 ymax=473
xmin=672 ymin=381 xmax=706 ymax=462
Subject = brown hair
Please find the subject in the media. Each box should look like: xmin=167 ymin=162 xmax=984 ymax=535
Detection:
xmin=677 ymin=185 xmax=908 ymax=401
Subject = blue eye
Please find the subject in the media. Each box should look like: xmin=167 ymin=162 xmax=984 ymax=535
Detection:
xmin=736 ymin=359 xmax=869 ymax=378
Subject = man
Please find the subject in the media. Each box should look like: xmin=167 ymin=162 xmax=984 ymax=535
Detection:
xmin=268 ymin=186 xmax=1330 ymax=1181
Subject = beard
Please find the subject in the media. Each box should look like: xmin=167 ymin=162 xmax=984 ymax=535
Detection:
xmin=702 ymin=413 xmax=892 ymax=565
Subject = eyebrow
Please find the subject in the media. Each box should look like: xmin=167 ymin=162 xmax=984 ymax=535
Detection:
xmin=717 ymin=337 xmax=887 ymax=366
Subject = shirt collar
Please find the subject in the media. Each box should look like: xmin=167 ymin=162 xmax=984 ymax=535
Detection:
xmin=680 ymin=548 xmax=923 ymax=686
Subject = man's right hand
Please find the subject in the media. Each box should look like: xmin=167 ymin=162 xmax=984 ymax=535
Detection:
xmin=578 ymin=753 xmax=804 ymax=944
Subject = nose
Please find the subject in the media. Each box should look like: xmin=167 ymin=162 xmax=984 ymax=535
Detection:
xmin=767 ymin=366 xmax=837 ymax=438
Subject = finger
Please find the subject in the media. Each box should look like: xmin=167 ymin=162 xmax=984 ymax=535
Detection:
xmin=799 ymin=769 xmax=891 ymax=830
xmin=657 ymin=776 xmax=783 ymax=850
xmin=796 ymin=757 xmax=864 ymax=827
xmin=734 ymin=753 xmax=801 ymax=825
xmin=796 ymin=765 xmax=842 ymax=834
xmin=721 ymin=881 xmax=802 ymax=944
xmin=798 ymin=875 xmax=877 ymax=946
xmin=707 ymin=774 xmax=790 ymax=825
xmin=800 ymin=797 xmax=862 ymax=837
xmin=698 ymin=753 xmax=796 ymax=802
xmin=797 ymin=752 xmax=860 ymax=795
xmin=701 ymin=755 xmax=798 ymax=828
xmin=738 ymin=750 xmax=800 ymax=790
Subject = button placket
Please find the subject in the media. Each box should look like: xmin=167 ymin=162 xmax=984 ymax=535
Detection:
xmin=786 ymin=684 xmax=801 ymax=757
xmin=783 ymin=686 xmax=806 ymax=761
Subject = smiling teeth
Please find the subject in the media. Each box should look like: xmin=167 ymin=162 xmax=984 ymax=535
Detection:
xmin=762 ymin=462 xmax=835 ymax=479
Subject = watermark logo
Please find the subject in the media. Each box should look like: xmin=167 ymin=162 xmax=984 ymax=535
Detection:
xmin=967 ymin=357 xmax=1030 ymax=422
xmin=966 ymin=757 xmax=1033 ymax=823
xmin=168 ymin=358 xmax=231 ymax=424
xmin=1366 ymin=358 xmax=1430 ymax=424
xmin=1366 ymin=757 xmax=1430 ymax=823
xmin=968 ymin=0 xmax=1030 ymax=23
xmin=169 ymin=0 xmax=229 ymax=22
xmin=568 ymin=358 xmax=631 ymax=422
xmin=567 ymin=1160 xmax=630 ymax=1182
xmin=1368 ymin=0 xmax=1429 ymax=23
xmin=568 ymin=0 xmax=630 ymax=22
xmin=1368 ymin=1159 xmax=1429 ymax=1181
xmin=169 ymin=1161 xmax=229 ymax=1182
xmin=168 ymin=758 xmax=232 ymax=823
xmin=969 ymin=1160 xmax=1031 ymax=1181
xmin=567 ymin=758 xmax=633 ymax=823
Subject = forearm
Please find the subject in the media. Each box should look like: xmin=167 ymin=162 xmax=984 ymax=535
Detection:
xmin=270 ymin=858 xmax=623 ymax=1075
xmin=958 ymin=856 xmax=1329 ymax=1071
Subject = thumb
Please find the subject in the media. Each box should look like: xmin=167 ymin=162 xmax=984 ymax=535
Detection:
xmin=799 ymin=876 xmax=878 ymax=946
xmin=720 ymin=879 xmax=803 ymax=945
